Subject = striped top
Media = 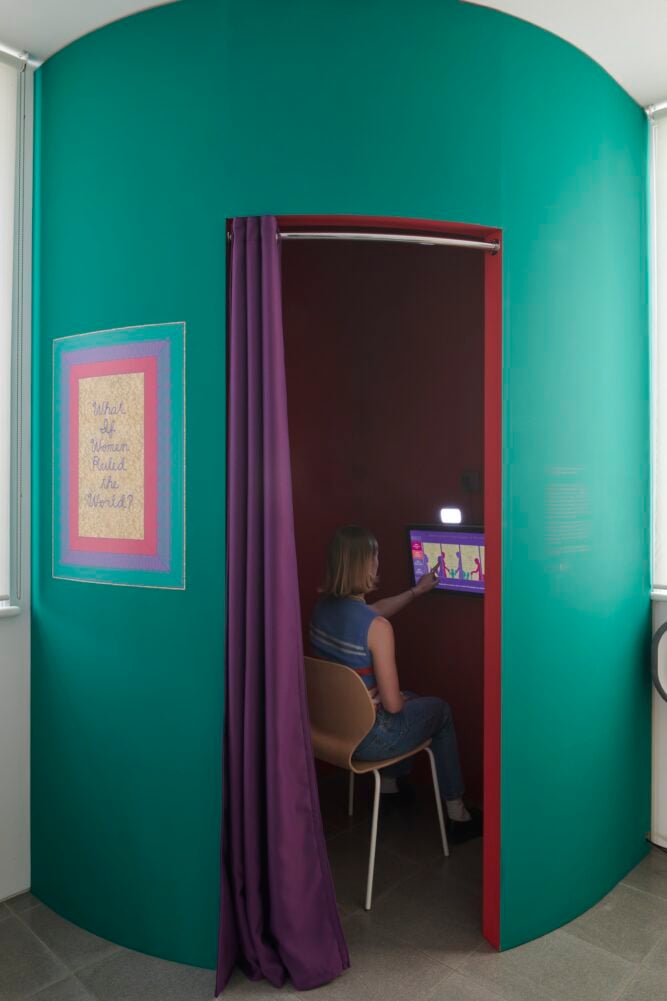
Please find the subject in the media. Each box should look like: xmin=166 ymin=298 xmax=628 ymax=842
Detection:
xmin=310 ymin=597 xmax=379 ymax=689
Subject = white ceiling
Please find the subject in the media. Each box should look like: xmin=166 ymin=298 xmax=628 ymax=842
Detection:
xmin=0 ymin=0 xmax=665 ymax=107
xmin=0 ymin=1 xmax=178 ymax=62
xmin=462 ymin=0 xmax=667 ymax=108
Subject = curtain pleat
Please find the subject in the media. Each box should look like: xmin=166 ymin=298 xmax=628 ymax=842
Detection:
xmin=217 ymin=216 xmax=349 ymax=994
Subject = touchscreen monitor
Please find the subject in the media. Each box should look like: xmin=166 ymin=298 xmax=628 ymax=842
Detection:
xmin=408 ymin=525 xmax=485 ymax=595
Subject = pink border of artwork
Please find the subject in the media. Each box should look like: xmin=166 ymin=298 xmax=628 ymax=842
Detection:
xmin=68 ymin=356 xmax=158 ymax=555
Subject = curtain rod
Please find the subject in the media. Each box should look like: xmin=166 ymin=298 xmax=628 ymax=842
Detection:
xmin=0 ymin=40 xmax=41 ymax=68
xmin=278 ymin=230 xmax=499 ymax=254
xmin=647 ymin=100 xmax=667 ymax=119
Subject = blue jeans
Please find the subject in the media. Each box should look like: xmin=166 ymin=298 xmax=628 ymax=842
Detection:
xmin=353 ymin=695 xmax=464 ymax=801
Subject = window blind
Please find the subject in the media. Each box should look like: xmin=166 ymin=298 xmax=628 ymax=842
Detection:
xmin=0 ymin=58 xmax=17 ymax=602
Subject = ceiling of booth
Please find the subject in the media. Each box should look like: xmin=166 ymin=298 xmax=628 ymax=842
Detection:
xmin=461 ymin=0 xmax=667 ymax=107
xmin=0 ymin=0 xmax=178 ymax=61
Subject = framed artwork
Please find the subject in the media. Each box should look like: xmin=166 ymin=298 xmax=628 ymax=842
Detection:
xmin=53 ymin=322 xmax=186 ymax=588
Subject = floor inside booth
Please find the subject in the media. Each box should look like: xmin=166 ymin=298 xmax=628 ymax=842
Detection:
xmin=317 ymin=770 xmax=484 ymax=957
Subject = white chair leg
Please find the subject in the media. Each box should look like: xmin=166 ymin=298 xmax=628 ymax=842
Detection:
xmin=425 ymin=747 xmax=449 ymax=857
xmin=348 ymin=771 xmax=355 ymax=817
xmin=365 ymin=769 xmax=382 ymax=910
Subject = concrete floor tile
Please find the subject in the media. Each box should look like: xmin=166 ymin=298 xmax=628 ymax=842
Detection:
xmin=296 ymin=914 xmax=453 ymax=1001
xmin=6 ymin=892 xmax=42 ymax=915
xmin=20 ymin=905 xmax=122 ymax=972
xmin=425 ymin=969 xmax=535 ymax=1001
xmin=325 ymin=829 xmax=419 ymax=914
xmin=617 ymin=966 xmax=667 ymax=1001
xmin=0 ymin=917 xmax=69 ymax=1001
xmin=77 ymin=948 xmax=216 ymax=1001
xmin=643 ymin=927 xmax=667 ymax=972
xmin=221 ymin=968 xmax=299 ymax=998
xmin=622 ymin=848 xmax=667 ymax=902
xmin=357 ymin=858 xmax=484 ymax=970
xmin=27 ymin=975 xmax=96 ymax=1001
xmin=564 ymin=882 xmax=667 ymax=963
xmin=461 ymin=931 xmax=636 ymax=1001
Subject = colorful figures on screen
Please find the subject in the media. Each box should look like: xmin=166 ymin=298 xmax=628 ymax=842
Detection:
xmin=409 ymin=529 xmax=485 ymax=593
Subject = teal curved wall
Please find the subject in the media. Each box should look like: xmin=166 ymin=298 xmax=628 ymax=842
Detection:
xmin=32 ymin=0 xmax=650 ymax=966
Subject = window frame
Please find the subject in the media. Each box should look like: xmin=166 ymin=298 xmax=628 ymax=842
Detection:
xmin=1 ymin=52 xmax=33 ymax=613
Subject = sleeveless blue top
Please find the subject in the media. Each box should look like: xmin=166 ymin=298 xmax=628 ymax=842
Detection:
xmin=310 ymin=597 xmax=379 ymax=688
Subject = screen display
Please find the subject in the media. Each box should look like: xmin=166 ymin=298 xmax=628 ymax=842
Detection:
xmin=408 ymin=526 xmax=485 ymax=595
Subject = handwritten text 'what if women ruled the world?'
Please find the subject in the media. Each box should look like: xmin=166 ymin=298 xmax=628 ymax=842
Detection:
xmin=77 ymin=373 xmax=145 ymax=541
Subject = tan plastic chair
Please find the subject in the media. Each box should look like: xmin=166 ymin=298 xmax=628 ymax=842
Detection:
xmin=305 ymin=656 xmax=449 ymax=910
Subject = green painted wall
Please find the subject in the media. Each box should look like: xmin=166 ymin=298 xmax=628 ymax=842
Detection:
xmin=32 ymin=0 xmax=650 ymax=964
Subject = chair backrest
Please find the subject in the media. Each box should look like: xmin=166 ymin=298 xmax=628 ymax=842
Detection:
xmin=304 ymin=656 xmax=377 ymax=770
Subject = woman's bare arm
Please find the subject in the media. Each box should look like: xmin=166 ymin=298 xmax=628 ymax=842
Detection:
xmin=368 ymin=616 xmax=404 ymax=713
xmin=370 ymin=568 xmax=439 ymax=618
xmin=369 ymin=589 xmax=415 ymax=618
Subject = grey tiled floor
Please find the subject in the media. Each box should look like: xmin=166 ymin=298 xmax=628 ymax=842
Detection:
xmin=2 ymin=776 xmax=666 ymax=1001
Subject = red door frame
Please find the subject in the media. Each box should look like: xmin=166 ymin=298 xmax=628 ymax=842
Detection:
xmin=277 ymin=214 xmax=502 ymax=949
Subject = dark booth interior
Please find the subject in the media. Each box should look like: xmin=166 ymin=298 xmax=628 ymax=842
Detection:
xmin=282 ymin=238 xmax=485 ymax=802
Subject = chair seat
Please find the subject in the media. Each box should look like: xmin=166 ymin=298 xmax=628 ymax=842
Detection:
xmin=349 ymin=738 xmax=432 ymax=774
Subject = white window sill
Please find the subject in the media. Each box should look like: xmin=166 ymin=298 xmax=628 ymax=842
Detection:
xmin=0 ymin=605 xmax=20 ymax=617
xmin=652 ymin=590 xmax=667 ymax=602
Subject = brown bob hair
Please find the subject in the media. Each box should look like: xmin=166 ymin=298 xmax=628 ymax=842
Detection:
xmin=320 ymin=526 xmax=379 ymax=598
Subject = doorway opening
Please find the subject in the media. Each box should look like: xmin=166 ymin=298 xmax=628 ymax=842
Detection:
xmin=280 ymin=214 xmax=501 ymax=949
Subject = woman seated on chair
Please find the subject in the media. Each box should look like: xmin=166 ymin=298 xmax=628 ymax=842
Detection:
xmin=310 ymin=525 xmax=481 ymax=844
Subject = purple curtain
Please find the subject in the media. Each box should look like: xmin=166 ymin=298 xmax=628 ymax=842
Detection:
xmin=217 ymin=216 xmax=350 ymax=994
